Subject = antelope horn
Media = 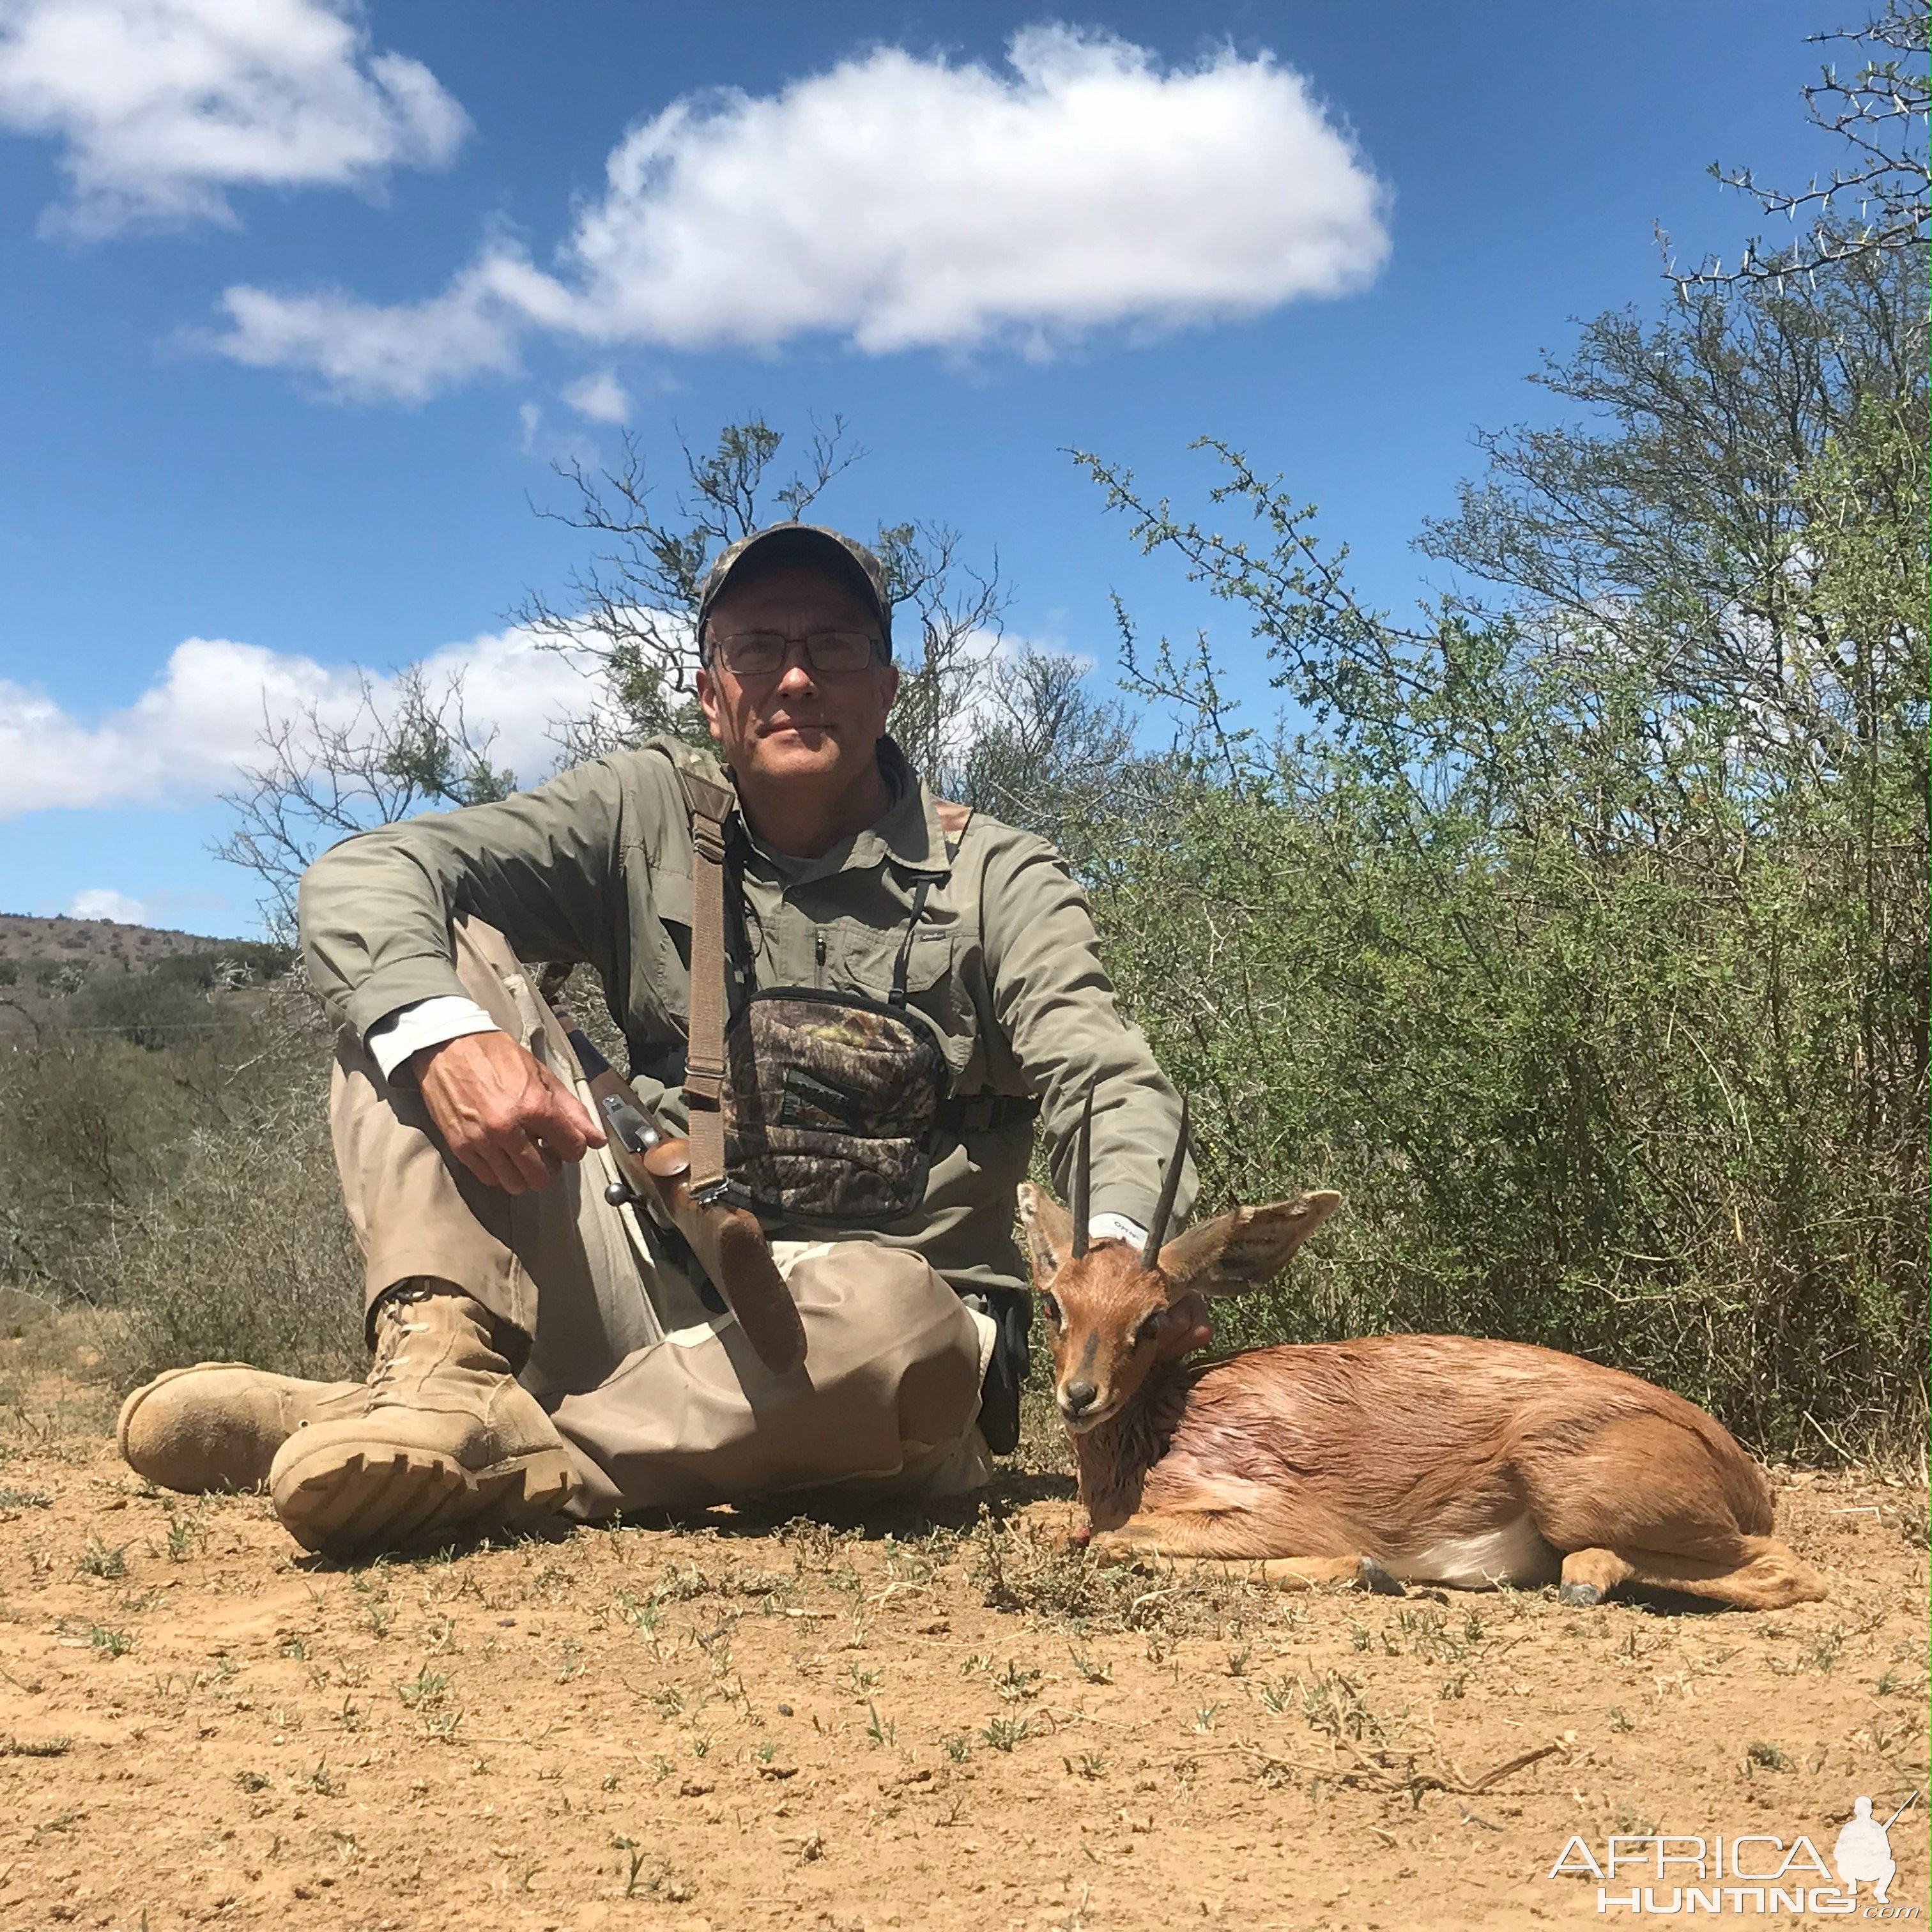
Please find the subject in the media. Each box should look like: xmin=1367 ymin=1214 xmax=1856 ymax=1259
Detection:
xmin=1140 ymin=1095 xmax=1190 ymax=1270
xmin=1070 ymin=1085 xmax=1094 ymax=1259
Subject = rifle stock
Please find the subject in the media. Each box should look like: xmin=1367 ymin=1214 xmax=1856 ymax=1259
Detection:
xmin=552 ymin=1008 xmax=806 ymax=1374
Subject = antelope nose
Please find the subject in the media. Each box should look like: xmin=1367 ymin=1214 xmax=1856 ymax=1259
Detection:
xmin=1062 ymin=1380 xmax=1098 ymax=1416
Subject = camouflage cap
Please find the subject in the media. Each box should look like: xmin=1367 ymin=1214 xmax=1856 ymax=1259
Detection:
xmin=696 ymin=523 xmax=893 ymax=660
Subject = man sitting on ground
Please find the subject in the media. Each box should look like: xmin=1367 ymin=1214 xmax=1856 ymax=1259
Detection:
xmin=119 ymin=523 xmax=1195 ymax=1556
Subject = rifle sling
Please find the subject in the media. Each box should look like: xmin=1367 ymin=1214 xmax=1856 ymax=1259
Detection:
xmin=677 ymin=767 xmax=737 ymax=1199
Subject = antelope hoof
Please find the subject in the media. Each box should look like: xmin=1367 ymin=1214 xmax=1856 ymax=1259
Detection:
xmin=1558 ymin=1581 xmax=1603 ymax=1607
xmin=1087 ymin=1529 xmax=1154 ymax=1568
xmin=1357 ymin=1556 xmax=1406 ymax=1597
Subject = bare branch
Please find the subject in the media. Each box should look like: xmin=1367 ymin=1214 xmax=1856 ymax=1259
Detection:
xmin=1675 ymin=0 xmax=1927 ymax=290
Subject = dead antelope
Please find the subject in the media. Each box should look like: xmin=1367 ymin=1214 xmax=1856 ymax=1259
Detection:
xmin=1016 ymin=1101 xmax=1827 ymax=1611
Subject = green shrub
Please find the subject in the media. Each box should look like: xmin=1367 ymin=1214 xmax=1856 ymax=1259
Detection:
xmin=80 ymin=1073 xmax=365 ymax=1390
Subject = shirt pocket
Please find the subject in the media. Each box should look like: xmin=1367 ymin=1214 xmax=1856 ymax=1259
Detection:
xmin=626 ymin=863 xmax=693 ymax=1048
xmin=831 ymin=920 xmax=974 ymax=1078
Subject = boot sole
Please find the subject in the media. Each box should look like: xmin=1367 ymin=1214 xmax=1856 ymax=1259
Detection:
xmin=271 ymin=1438 xmax=580 ymax=1558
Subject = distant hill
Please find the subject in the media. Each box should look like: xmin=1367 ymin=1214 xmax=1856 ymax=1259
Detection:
xmin=0 ymin=913 xmax=293 ymax=1033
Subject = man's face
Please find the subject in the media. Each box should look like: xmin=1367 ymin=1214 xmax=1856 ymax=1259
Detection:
xmin=696 ymin=562 xmax=900 ymax=792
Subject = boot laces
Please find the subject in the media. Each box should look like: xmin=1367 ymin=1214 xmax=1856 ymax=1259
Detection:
xmin=367 ymin=1291 xmax=433 ymax=1400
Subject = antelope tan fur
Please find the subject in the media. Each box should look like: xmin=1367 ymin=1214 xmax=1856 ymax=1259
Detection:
xmin=1017 ymin=1116 xmax=1826 ymax=1611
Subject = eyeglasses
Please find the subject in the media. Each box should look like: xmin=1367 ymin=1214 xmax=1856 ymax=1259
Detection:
xmin=707 ymin=629 xmax=882 ymax=677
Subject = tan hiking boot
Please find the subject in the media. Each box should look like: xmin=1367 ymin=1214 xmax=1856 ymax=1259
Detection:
xmin=268 ymin=1285 xmax=579 ymax=1557
xmin=117 ymin=1364 xmax=367 ymax=1493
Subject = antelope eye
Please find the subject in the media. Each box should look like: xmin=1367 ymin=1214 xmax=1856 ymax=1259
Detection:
xmin=1041 ymin=1294 xmax=1062 ymax=1330
xmin=1134 ymin=1310 xmax=1165 ymax=1346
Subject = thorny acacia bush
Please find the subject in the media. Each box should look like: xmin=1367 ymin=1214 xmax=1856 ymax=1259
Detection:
xmin=1044 ymin=248 xmax=1926 ymax=1460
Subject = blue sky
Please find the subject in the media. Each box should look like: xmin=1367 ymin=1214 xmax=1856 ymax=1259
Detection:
xmin=0 ymin=0 xmax=1838 ymax=935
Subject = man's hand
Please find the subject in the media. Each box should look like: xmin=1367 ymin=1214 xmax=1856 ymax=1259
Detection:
xmin=1155 ymin=1289 xmax=1214 ymax=1361
xmin=411 ymin=1031 xmax=606 ymax=1194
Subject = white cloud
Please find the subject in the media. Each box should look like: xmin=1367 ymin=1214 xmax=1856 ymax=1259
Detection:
xmin=0 ymin=628 xmax=599 ymax=819
xmin=68 ymin=886 xmax=158 ymax=923
xmin=561 ymin=369 xmax=631 ymax=424
xmin=0 ymin=0 xmax=468 ymax=237
xmin=210 ymin=25 xmax=1389 ymax=400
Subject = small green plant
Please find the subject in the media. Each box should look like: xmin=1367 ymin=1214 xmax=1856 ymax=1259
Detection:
xmin=88 ymin=1625 xmax=134 ymax=1656
xmin=864 ymin=1701 xmax=895 ymax=1748
xmin=942 ymin=1732 xmax=972 ymax=1763
xmin=235 ymin=1770 xmax=270 ymax=1792
xmin=1299 ymin=1670 xmax=1383 ymax=1744
xmin=981 ymin=1715 xmax=1029 ymax=1752
xmin=1805 ymin=1627 xmax=1846 ymax=1675
xmin=77 ymin=1541 xmax=127 ymax=1580
xmin=1068 ymin=1751 xmax=1107 ymax=1780
xmin=303 ymin=1759 xmax=340 ymax=1796
xmin=994 ymin=1660 xmax=1041 ymax=1703
xmin=1194 ymin=1703 xmax=1222 ymax=1731
xmin=395 ymin=1667 xmax=447 ymax=1709
xmin=1068 ymin=1644 xmax=1112 ymax=1685
xmin=1607 ymin=1705 xmax=1633 ymax=1732
xmin=614 ymin=1589 xmax=659 ymax=1634
xmin=1745 ymin=1740 xmax=1791 ymax=1772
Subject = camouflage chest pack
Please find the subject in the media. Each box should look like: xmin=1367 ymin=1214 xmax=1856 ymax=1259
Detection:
xmin=673 ymin=763 xmax=959 ymax=1227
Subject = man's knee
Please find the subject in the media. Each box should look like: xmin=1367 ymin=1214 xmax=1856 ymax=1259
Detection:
xmin=781 ymin=1243 xmax=987 ymax=1446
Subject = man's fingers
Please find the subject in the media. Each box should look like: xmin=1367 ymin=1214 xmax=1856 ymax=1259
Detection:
xmin=540 ymin=1064 xmax=606 ymax=1151
xmin=533 ymin=1068 xmax=601 ymax=1160
xmin=457 ymin=1138 xmax=525 ymax=1195
xmin=413 ymin=1031 xmax=606 ymax=1192
xmin=502 ymin=1128 xmax=557 ymax=1192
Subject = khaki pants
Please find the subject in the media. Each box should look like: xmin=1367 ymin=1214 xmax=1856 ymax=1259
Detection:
xmin=330 ymin=921 xmax=995 ymax=1521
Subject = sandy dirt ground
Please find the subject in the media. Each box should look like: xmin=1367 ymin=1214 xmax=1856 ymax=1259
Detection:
xmin=0 ymin=1369 xmax=1925 ymax=1932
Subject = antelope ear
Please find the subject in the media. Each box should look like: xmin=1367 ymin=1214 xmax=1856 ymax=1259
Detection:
xmin=1016 ymin=1183 xmax=1076 ymax=1286
xmin=1158 ymin=1192 xmax=1342 ymax=1298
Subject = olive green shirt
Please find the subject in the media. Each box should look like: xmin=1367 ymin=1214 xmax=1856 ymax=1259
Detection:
xmin=298 ymin=735 xmax=1192 ymax=1299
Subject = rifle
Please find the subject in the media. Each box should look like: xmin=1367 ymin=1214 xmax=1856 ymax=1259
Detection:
xmin=551 ymin=1006 xmax=806 ymax=1374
